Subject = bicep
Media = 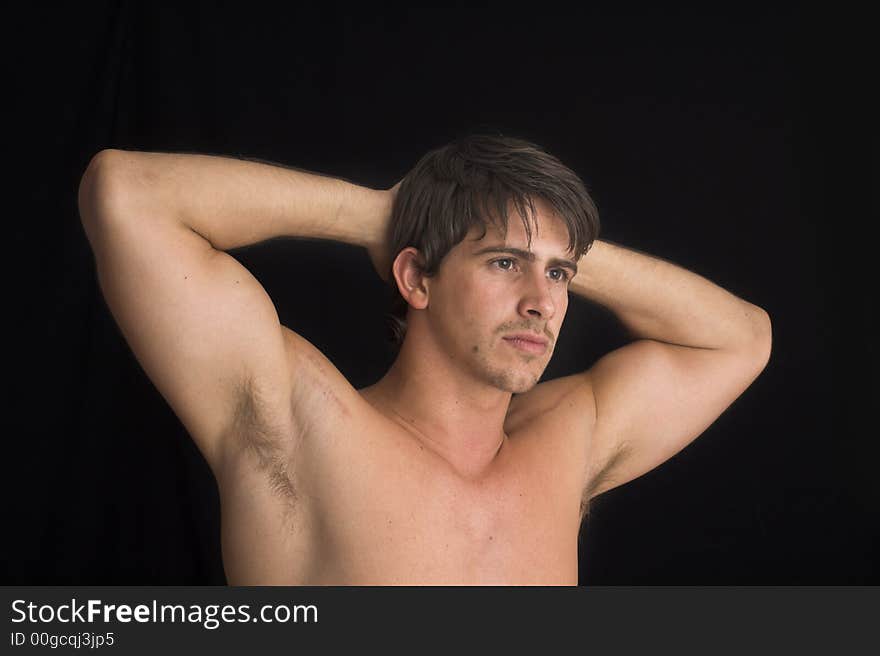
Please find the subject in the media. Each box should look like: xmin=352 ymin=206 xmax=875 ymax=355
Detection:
xmin=82 ymin=184 xmax=292 ymax=471
xmin=585 ymin=336 xmax=771 ymax=499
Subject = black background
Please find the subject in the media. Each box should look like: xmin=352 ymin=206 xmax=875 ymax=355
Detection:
xmin=4 ymin=3 xmax=875 ymax=584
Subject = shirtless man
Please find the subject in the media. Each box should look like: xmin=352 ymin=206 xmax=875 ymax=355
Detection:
xmin=78 ymin=135 xmax=772 ymax=585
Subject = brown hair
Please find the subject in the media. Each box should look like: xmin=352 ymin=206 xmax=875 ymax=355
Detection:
xmin=385 ymin=133 xmax=601 ymax=346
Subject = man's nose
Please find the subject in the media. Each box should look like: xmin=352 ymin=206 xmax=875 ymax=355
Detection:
xmin=517 ymin=270 xmax=556 ymax=320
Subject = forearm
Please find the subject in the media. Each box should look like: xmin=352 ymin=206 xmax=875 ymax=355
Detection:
xmin=87 ymin=149 xmax=387 ymax=252
xmin=570 ymin=239 xmax=770 ymax=350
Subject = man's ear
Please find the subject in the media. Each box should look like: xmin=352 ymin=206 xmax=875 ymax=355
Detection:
xmin=391 ymin=247 xmax=430 ymax=310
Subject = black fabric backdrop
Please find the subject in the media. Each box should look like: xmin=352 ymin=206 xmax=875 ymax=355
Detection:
xmin=5 ymin=4 xmax=875 ymax=584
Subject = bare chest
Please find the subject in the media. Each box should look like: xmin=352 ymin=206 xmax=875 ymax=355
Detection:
xmin=311 ymin=442 xmax=582 ymax=584
xmin=218 ymin=408 xmax=586 ymax=585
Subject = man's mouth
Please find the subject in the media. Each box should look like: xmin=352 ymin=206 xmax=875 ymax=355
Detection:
xmin=502 ymin=333 xmax=549 ymax=354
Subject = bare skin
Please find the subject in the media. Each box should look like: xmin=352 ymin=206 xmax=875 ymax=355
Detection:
xmin=218 ymin=216 xmax=594 ymax=585
xmin=79 ymin=148 xmax=771 ymax=585
xmin=217 ymin=348 xmax=590 ymax=585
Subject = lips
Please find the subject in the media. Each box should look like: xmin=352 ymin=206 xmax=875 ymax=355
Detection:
xmin=502 ymin=333 xmax=549 ymax=354
xmin=503 ymin=333 xmax=548 ymax=346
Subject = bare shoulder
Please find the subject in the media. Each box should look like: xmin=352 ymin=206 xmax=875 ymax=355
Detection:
xmin=504 ymin=372 xmax=596 ymax=477
xmin=506 ymin=371 xmax=596 ymax=435
xmin=506 ymin=371 xmax=632 ymax=508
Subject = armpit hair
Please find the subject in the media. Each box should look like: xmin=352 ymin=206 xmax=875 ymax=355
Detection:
xmin=230 ymin=376 xmax=298 ymax=509
xmin=579 ymin=440 xmax=632 ymax=522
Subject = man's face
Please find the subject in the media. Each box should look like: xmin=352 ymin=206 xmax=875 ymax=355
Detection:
xmin=423 ymin=199 xmax=579 ymax=393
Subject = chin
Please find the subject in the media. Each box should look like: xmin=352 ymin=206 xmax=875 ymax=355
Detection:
xmin=468 ymin=346 xmax=548 ymax=393
xmin=485 ymin=368 xmax=542 ymax=394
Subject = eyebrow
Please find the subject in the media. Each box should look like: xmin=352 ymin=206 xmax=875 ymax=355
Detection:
xmin=472 ymin=246 xmax=579 ymax=274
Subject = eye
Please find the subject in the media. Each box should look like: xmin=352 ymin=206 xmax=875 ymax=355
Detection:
xmin=548 ymin=268 xmax=570 ymax=283
xmin=493 ymin=258 xmax=517 ymax=271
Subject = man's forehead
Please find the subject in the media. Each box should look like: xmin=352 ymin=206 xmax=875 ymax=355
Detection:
xmin=463 ymin=215 xmax=578 ymax=259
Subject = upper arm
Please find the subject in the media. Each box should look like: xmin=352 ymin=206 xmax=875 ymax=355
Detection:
xmin=79 ymin=151 xmax=293 ymax=472
xmin=584 ymin=322 xmax=772 ymax=500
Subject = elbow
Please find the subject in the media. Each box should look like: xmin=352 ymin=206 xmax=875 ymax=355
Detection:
xmin=78 ymin=149 xmax=146 ymax=244
xmin=727 ymin=303 xmax=772 ymax=369
xmin=78 ymin=149 xmax=123 ymax=227
xmin=750 ymin=306 xmax=773 ymax=369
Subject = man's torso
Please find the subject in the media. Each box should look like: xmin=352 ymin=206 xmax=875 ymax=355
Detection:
xmin=211 ymin=329 xmax=595 ymax=585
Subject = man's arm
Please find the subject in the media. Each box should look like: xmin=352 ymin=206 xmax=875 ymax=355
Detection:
xmin=566 ymin=239 xmax=772 ymax=500
xmin=78 ymin=149 xmax=389 ymax=472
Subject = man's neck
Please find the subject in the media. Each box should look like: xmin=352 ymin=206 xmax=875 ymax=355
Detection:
xmin=360 ymin=332 xmax=513 ymax=479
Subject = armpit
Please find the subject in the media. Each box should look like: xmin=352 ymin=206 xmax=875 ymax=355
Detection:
xmin=580 ymin=439 xmax=632 ymax=519
xmin=230 ymin=376 xmax=300 ymax=511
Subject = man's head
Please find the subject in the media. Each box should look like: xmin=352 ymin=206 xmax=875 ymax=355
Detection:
xmin=385 ymin=134 xmax=600 ymax=392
